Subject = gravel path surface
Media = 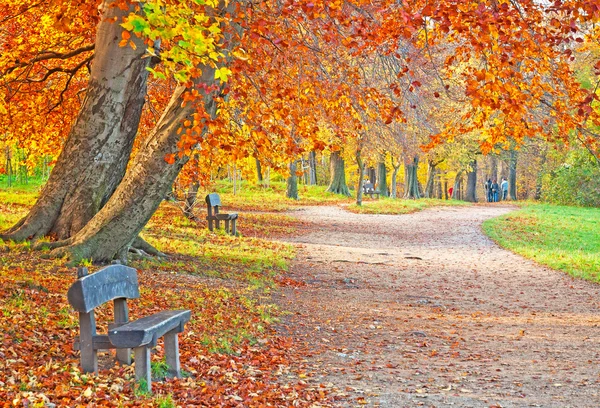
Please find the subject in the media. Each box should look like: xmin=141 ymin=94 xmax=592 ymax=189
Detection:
xmin=275 ymin=204 xmax=600 ymax=407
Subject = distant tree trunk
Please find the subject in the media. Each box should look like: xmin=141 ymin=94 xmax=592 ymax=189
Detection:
xmin=490 ymin=155 xmax=498 ymax=182
xmin=444 ymin=180 xmax=449 ymax=200
xmin=4 ymin=147 xmax=13 ymax=187
xmin=452 ymin=170 xmax=464 ymax=199
xmin=509 ymin=149 xmax=518 ymax=200
xmin=286 ymin=160 xmax=299 ymax=200
xmin=355 ymin=149 xmax=365 ymax=206
xmin=404 ymin=156 xmax=420 ymax=199
xmin=326 ymin=151 xmax=351 ymax=196
xmin=435 ymin=171 xmax=443 ymax=199
xmin=255 ymin=157 xmax=263 ymax=183
xmin=424 ymin=160 xmax=439 ymax=198
xmin=183 ymin=181 xmax=200 ymax=220
xmin=377 ymin=157 xmax=389 ymax=197
xmin=368 ymin=167 xmax=376 ymax=185
xmin=308 ymin=151 xmax=317 ymax=185
xmin=390 ymin=159 xmax=401 ymax=199
xmin=465 ymin=160 xmax=478 ymax=202
xmin=1 ymin=1 xmax=150 ymax=242
xmin=535 ymin=147 xmax=547 ymax=200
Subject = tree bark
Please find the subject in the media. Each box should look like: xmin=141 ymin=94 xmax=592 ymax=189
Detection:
xmin=183 ymin=181 xmax=200 ymax=220
xmin=326 ymin=151 xmax=351 ymax=196
xmin=390 ymin=158 xmax=401 ymax=199
xmin=403 ymin=156 xmax=420 ymax=199
xmin=308 ymin=151 xmax=317 ymax=185
xmin=286 ymin=160 xmax=299 ymax=200
xmin=255 ymin=157 xmax=263 ymax=183
xmin=465 ymin=160 xmax=478 ymax=202
xmin=1 ymin=0 xmax=150 ymax=242
xmin=452 ymin=170 xmax=464 ymax=200
xmin=355 ymin=148 xmax=365 ymax=206
xmin=509 ymin=149 xmax=518 ymax=200
xmin=44 ymin=60 xmax=220 ymax=263
xmin=377 ymin=158 xmax=389 ymax=197
xmin=424 ymin=160 xmax=439 ymax=198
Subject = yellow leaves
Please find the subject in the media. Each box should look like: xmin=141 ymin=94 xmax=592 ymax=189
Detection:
xmin=214 ymin=67 xmax=232 ymax=82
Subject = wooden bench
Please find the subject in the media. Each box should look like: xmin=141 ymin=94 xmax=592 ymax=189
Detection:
xmin=67 ymin=265 xmax=191 ymax=392
xmin=205 ymin=193 xmax=238 ymax=236
xmin=362 ymin=182 xmax=380 ymax=199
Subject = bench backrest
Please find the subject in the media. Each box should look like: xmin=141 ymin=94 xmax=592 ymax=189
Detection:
xmin=67 ymin=265 xmax=140 ymax=313
xmin=205 ymin=193 xmax=222 ymax=208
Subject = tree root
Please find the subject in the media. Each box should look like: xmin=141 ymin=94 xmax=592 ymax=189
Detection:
xmin=132 ymin=236 xmax=167 ymax=258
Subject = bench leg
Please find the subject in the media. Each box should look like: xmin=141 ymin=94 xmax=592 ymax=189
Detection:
xmin=164 ymin=330 xmax=181 ymax=378
xmin=231 ymin=219 xmax=237 ymax=236
xmin=134 ymin=346 xmax=152 ymax=393
xmin=224 ymin=219 xmax=230 ymax=234
xmin=215 ymin=219 xmax=221 ymax=230
xmin=207 ymin=218 xmax=214 ymax=231
xmin=79 ymin=312 xmax=98 ymax=373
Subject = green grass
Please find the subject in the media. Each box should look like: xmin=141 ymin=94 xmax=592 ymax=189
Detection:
xmin=483 ymin=203 xmax=600 ymax=282
xmin=347 ymin=197 xmax=472 ymax=214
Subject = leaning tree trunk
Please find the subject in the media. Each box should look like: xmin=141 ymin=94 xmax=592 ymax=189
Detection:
xmin=44 ymin=63 xmax=220 ymax=263
xmin=326 ymin=151 xmax=351 ymax=196
xmin=377 ymin=159 xmax=389 ymax=197
xmin=286 ymin=160 xmax=299 ymax=200
xmin=355 ymin=148 xmax=365 ymax=206
xmin=404 ymin=156 xmax=420 ymax=199
xmin=1 ymin=0 xmax=150 ymax=242
xmin=509 ymin=149 xmax=518 ymax=200
xmin=465 ymin=160 xmax=478 ymax=202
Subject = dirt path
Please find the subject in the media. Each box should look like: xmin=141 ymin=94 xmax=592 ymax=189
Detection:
xmin=274 ymin=204 xmax=600 ymax=408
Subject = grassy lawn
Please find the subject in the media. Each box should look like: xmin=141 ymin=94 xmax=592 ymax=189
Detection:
xmin=347 ymin=197 xmax=472 ymax=214
xmin=483 ymin=203 xmax=600 ymax=282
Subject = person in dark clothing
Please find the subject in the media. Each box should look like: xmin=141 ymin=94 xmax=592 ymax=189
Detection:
xmin=485 ymin=178 xmax=493 ymax=202
xmin=491 ymin=179 xmax=499 ymax=202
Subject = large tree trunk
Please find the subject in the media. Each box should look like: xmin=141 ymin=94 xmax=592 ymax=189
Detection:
xmin=490 ymin=155 xmax=498 ymax=182
xmin=355 ymin=148 xmax=365 ymax=206
xmin=255 ymin=157 xmax=263 ymax=183
xmin=286 ymin=160 xmax=299 ymax=200
xmin=452 ymin=170 xmax=464 ymax=200
xmin=326 ymin=151 xmax=351 ymax=196
xmin=44 ymin=61 xmax=220 ymax=263
xmin=509 ymin=149 xmax=518 ymax=200
xmin=377 ymin=158 xmax=389 ymax=197
xmin=1 ymin=0 xmax=149 ymax=242
xmin=465 ymin=160 xmax=478 ymax=202
xmin=403 ymin=156 xmax=420 ymax=199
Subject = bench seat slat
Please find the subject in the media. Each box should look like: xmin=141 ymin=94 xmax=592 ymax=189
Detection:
xmin=108 ymin=310 xmax=191 ymax=348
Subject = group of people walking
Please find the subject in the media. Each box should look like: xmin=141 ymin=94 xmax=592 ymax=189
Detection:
xmin=485 ymin=177 xmax=509 ymax=202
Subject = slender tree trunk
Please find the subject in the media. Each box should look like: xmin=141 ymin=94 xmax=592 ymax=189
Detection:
xmin=377 ymin=158 xmax=389 ymax=197
xmin=326 ymin=151 xmax=351 ymax=196
xmin=444 ymin=180 xmax=449 ymax=200
xmin=286 ymin=160 xmax=299 ymax=200
xmin=435 ymin=170 xmax=443 ymax=199
xmin=424 ymin=160 xmax=438 ymax=198
xmin=390 ymin=160 xmax=401 ymax=199
xmin=308 ymin=151 xmax=317 ymax=185
xmin=465 ymin=160 xmax=478 ymax=202
xmin=490 ymin=155 xmax=498 ymax=182
xmin=509 ymin=149 xmax=518 ymax=200
xmin=183 ymin=181 xmax=200 ymax=220
xmin=404 ymin=156 xmax=420 ymax=199
xmin=355 ymin=148 xmax=365 ymax=206
xmin=1 ymin=0 xmax=150 ymax=242
xmin=452 ymin=170 xmax=464 ymax=200
xmin=255 ymin=157 xmax=263 ymax=183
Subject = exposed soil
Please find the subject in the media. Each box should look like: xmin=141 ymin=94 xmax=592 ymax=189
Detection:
xmin=274 ymin=204 xmax=600 ymax=408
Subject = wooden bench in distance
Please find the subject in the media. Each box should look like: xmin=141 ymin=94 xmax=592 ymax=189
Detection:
xmin=362 ymin=182 xmax=380 ymax=199
xmin=205 ymin=193 xmax=238 ymax=236
xmin=67 ymin=265 xmax=191 ymax=392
